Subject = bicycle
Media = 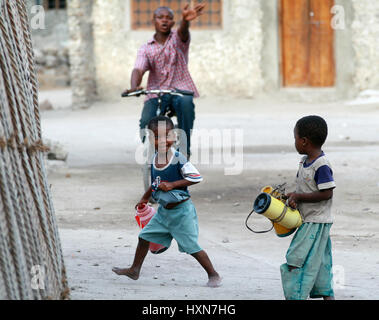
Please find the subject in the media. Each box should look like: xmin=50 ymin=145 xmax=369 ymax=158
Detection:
xmin=121 ymin=88 xmax=194 ymax=195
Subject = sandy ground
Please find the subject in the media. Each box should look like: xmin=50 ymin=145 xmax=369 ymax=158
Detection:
xmin=41 ymin=89 xmax=379 ymax=300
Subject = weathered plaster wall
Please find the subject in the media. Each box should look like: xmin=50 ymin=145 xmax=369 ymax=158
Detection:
xmin=92 ymin=0 xmax=264 ymax=101
xmin=351 ymin=0 xmax=379 ymax=91
xmin=190 ymin=0 xmax=263 ymax=98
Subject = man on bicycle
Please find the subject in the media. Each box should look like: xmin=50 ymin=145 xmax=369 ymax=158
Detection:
xmin=123 ymin=2 xmax=205 ymax=159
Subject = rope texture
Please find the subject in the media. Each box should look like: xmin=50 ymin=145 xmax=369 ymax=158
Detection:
xmin=0 ymin=0 xmax=70 ymax=300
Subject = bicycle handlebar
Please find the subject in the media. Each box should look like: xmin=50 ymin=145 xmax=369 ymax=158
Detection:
xmin=121 ymin=88 xmax=194 ymax=98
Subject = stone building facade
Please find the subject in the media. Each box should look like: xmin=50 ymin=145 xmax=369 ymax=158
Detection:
xmin=28 ymin=0 xmax=379 ymax=106
xmin=91 ymin=0 xmax=263 ymax=101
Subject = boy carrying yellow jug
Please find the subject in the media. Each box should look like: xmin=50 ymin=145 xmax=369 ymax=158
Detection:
xmin=281 ymin=115 xmax=336 ymax=300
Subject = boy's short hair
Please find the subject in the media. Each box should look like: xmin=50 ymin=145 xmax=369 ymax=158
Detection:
xmin=148 ymin=116 xmax=174 ymax=131
xmin=296 ymin=115 xmax=328 ymax=147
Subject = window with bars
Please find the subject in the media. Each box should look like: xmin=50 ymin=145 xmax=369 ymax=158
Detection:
xmin=131 ymin=0 xmax=222 ymax=30
xmin=41 ymin=0 xmax=67 ymax=10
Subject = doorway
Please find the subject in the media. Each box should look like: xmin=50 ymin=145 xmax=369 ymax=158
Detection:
xmin=280 ymin=0 xmax=335 ymax=87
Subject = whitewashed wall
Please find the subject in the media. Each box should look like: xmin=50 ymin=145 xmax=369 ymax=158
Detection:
xmin=351 ymin=0 xmax=379 ymax=91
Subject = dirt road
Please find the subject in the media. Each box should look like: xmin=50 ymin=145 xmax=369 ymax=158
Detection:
xmin=42 ymin=91 xmax=379 ymax=299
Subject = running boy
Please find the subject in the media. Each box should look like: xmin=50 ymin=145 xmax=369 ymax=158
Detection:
xmin=112 ymin=116 xmax=221 ymax=287
xmin=281 ymin=115 xmax=335 ymax=300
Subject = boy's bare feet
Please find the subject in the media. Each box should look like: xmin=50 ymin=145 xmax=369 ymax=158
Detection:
xmin=112 ymin=267 xmax=139 ymax=280
xmin=191 ymin=250 xmax=221 ymax=288
xmin=207 ymin=274 xmax=222 ymax=288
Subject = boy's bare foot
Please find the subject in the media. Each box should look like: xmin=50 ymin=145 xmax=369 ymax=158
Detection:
xmin=206 ymin=274 xmax=222 ymax=288
xmin=112 ymin=267 xmax=139 ymax=280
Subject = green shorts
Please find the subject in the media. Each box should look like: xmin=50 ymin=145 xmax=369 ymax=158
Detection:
xmin=280 ymin=222 xmax=334 ymax=300
xmin=139 ymin=199 xmax=202 ymax=254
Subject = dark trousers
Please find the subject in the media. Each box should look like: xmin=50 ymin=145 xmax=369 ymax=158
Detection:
xmin=139 ymin=94 xmax=195 ymax=157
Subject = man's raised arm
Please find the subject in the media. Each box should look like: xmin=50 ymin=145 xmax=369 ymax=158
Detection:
xmin=177 ymin=2 xmax=206 ymax=42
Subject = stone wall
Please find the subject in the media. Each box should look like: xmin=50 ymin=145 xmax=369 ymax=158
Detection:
xmin=351 ymin=0 xmax=379 ymax=91
xmin=92 ymin=0 xmax=264 ymax=101
xmin=67 ymin=0 xmax=96 ymax=108
xmin=28 ymin=4 xmax=69 ymax=48
xmin=34 ymin=45 xmax=70 ymax=89
xmin=26 ymin=2 xmax=70 ymax=89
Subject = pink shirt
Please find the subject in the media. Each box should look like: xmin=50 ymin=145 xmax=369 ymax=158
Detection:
xmin=134 ymin=30 xmax=199 ymax=101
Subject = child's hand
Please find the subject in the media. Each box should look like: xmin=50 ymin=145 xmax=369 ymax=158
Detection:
xmin=158 ymin=182 xmax=174 ymax=192
xmin=135 ymin=199 xmax=148 ymax=210
xmin=286 ymin=192 xmax=298 ymax=209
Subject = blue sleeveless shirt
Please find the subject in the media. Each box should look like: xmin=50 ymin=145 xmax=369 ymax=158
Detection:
xmin=151 ymin=149 xmax=203 ymax=195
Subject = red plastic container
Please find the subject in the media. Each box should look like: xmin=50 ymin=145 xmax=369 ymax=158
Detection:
xmin=136 ymin=203 xmax=167 ymax=254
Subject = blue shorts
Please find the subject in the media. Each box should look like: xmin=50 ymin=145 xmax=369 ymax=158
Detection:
xmin=139 ymin=199 xmax=202 ymax=254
